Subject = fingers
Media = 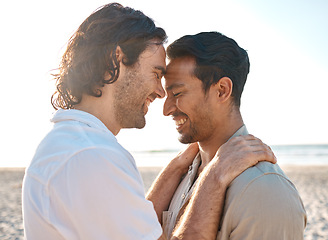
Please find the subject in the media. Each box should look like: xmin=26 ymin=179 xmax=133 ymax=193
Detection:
xmin=203 ymin=134 xmax=277 ymax=186
xmin=229 ymin=134 xmax=263 ymax=147
xmin=172 ymin=143 xmax=199 ymax=173
xmin=250 ymin=149 xmax=277 ymax=164
xmin=227 ymin=135 xmax=276 ymax=163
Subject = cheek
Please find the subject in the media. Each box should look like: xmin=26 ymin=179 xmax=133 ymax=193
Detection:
xmin=175 ymin=98 xmax=182 ymax=109
xmin=176 ymin=98 xmax=192 ymax=114
xmin=144 ymin=74 xmax=158 ymax=89
xmin=187 ymin=99 xmax=208 ymax=118
xmin=138 ymin=76 xmax=153 ymax=91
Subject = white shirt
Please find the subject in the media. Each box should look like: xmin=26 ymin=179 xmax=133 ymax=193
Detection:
xmin=23 ymin=109 xmax=162 ymax=240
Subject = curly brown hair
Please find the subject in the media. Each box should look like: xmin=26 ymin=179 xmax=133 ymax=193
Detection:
xmin=51 ymin=3 xmax=167 ymax=109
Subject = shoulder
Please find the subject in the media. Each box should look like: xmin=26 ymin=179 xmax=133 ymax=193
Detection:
xmin=220 ymin=162 xmax=307 ymax=238
xmin=227 ymin=162 xmax=293 ymax=196
xmin=225 ymin=162 xmax=304 ymax=216
xmin=45 ymin=146 xmax=145 ymax=205
xmin=31 ymin=113 xmax=134 ymax=172
xmin=60 ymin=145 xmax=137 ymax=179
xmin=68 ymin=145 xmax=136 ymax=173
xmin=28 ymin=141 xmax=137 ymax=188
xmin=226 ymin=161 xmax=305 ymax=219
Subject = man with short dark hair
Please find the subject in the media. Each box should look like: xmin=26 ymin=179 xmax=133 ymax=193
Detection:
xmin=162 ymin=31 xmax=307 ymax=239
xmin=22 ymin=4 xmax=276 ymax=240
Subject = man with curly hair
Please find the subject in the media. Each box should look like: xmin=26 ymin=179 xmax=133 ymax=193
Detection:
xmin=22 ymin=3 xmax=276 ymax=240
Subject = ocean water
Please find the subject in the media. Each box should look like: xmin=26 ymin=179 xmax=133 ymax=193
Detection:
xmin=132 ymin=144 xmax=328 ymax=167
xmin=271 ymin=144 xmax=328 ymax=166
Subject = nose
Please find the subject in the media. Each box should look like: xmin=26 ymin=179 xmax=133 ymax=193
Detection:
xmin=155 ymin=81 xmax=165 ymax=99
xmin=163 ymin=95 xmax=176 ymax=116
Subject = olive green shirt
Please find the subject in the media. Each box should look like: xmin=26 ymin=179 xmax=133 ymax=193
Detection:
xmin=163 ymin=125 xmax=307 ymax=239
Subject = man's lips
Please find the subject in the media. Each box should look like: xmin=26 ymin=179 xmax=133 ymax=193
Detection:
xmin=175 ymin=118 xmax=187 ymax=126
xmin=172 ymin=114 xmax=188 ymax=129
xmin=145 ymin=98 xmax=151 ymax=108
xmin=144 ymin=97 xmax=155 ymax=114
xmin=146 ymin=94 xmax=157 ymax=107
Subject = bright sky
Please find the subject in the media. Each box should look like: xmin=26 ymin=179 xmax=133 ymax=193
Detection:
xmin=1 ymin=0 xmax=327 ymax=167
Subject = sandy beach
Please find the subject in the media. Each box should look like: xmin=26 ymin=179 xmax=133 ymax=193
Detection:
xmin=1 ymin=165 xmax=327 ymax=239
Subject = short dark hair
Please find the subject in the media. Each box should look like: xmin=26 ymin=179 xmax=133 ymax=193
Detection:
xmin=167 ymin=32 xmax=249 ymax=107
xmin=51 ymin=3 xmax=167 ymax=109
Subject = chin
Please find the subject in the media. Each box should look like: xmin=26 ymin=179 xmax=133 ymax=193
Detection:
xmin=122 ymin=116 xmax=146 ymax=129
xmin=135 ymin=123 xmax=146 ymax=129
xmin=134 ymin=118 xmax=146 ymax=129
xmin=178 ymin=135 xmax=197 ymax=144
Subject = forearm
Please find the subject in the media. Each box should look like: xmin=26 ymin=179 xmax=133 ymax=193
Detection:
xmin=170 ymin=135 xmax=277 ymax=239
xmin=146 ymin=161 xmax=187 ymax=224
xmin=147 ymin=144 xmax=198 ymax=224
xmin=172 ymin=166 xmax=228 ymax=240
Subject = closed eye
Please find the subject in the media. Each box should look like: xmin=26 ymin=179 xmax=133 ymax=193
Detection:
xmin=154 ymin=72 xmax=161 ymax=80
xmin=173 ymin=92 xmax=181 ymax=97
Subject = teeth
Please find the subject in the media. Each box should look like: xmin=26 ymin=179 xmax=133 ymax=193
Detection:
xmin=175 ymin=118 xmax=187 ymax=126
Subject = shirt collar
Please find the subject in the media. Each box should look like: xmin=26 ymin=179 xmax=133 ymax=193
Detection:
xmin=229 ymin=125 xmax=249 ymax=139
xmin=51 ymin=109 xmax=111 ymax=134
xmin=185 ymin=125 xmax=249 ymax=201
xmin=189 ymin=125 xmax=249 ymax=174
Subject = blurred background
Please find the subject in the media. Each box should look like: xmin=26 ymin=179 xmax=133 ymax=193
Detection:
xmin=1 ymin=0 xmax=327 ymax=167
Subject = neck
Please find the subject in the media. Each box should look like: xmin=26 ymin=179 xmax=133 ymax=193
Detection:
xmin=74 ymin=93 xmax=121 ymax=136
xmin=197 ymin=109 xmax=244 ymax=173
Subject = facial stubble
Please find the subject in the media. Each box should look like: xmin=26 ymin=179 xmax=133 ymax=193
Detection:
xmin=178 ymin=104 xmax=214 ymax=144
xmin=113 ymin=65 xmax=148 ymax=129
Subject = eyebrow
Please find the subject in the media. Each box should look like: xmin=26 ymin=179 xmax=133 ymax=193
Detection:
xmin=166 ymin=82 xmax=185 ymax=91
xmin=155 ymin=66 xmax=166 ymax=75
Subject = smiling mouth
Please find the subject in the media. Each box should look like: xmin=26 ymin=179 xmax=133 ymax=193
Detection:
xmin=174 ymin=118 xmax=187 ymax=130
xmin=145 ymin=99 xmax=151 ymax=108
xmin=144 ymin=98 xmax=153 ymax=114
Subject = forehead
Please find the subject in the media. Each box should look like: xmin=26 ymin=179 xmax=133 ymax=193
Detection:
xmin=164 ymin=57 xmax=197 ymax=86
xmin=139 ymin=44 xmax=166 ymax=70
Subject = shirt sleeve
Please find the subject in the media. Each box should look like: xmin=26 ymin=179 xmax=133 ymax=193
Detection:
xmin=229 ymin=174 xmax=306 ymax=240
xmin=48 ymin=147 xmax=162 ymax=240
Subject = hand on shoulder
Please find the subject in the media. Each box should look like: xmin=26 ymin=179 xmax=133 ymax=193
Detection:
xmin=202 ymin=134 xmax=277 ymax=187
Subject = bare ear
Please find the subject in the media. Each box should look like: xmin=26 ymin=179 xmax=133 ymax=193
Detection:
xmin=214 ymin=77 xmax=233 ymax=103
xmin=115 ymin=46 xmax=124 ymax=62
xmin=104 ymin=46 xmax=124 ymax=81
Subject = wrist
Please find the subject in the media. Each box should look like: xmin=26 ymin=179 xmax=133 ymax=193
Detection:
xmin=169 ymin=143 xmax=198 ymax=176
xmin=170 ymin=157 xmax=190 ymax=176
xmin=201 ymin=160 xmax=230 ymax=188
xmin=216 ymin=170 xmax=230 ymax=188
